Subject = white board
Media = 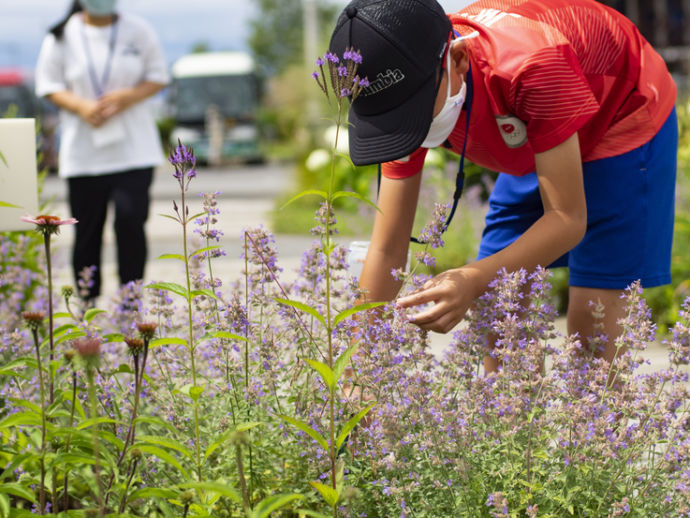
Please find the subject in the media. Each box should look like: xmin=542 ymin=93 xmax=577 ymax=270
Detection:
xmin=0 ymin=119 xmax=39 ymax=232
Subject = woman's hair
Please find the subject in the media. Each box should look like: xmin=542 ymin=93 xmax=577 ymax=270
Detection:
xmin=49 ymin=0 xmax=83 ymax=40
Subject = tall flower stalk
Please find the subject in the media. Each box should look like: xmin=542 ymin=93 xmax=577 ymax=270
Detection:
xmin=301 ymin=48 xmax=373 ymax=517
xmin=165 ymin=142 xmax=204 ymax=481
xmin=21 ymin=214 xmax=77 ymax=404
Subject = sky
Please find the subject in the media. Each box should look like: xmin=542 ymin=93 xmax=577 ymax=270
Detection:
xmin=0 ymin=0 xmax=474 ymax=73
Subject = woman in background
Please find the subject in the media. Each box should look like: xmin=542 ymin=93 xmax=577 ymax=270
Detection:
xmin=35 ymin=0 xmax=169 ymax=303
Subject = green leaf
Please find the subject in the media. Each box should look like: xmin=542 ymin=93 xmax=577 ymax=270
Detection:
xmin=333 ymin=344 xmax=359 ymax=383
xmin=127 ymin=487 xmax=177 ymax=501
xmin=190 ymin=288 xmax=218 ymax=300
xmin=190 ymin=385 xmax=204 ymax=402
xmin=309 ymin=481 xmax=338 ymax=507
xmin=177 ymin=481 xmax=241 ymax=504
xmin=331 ymin=190 xmax=381 ymax=213
xmin=0 ymin=483 xmax=37 ymax=503
xmin=0 ymin=201 xmax=20 ymax=209
xmin=0 ymin=411 xmax=41 ymax=430
xmin=250 ymin=493 xmax=304 ymax=518
xmin=76 ymin=417 xmax=121 ymax=430
xmin=149 ymin=337 xmax=187 ymax=349
xmin=133 ymin=415 xmax=178 ymax=435
xmin=280 ymin=189 xmax=328 ymax=210
xmin=157 ymin=213 xmax=181 ymax=222
xmin=84 ymin=308 xmax=107 ymax=322
xmin=304 ymin=359 xmax=335 ymax=391
xmin=157 ymin=253 xmax=185 ymax=261
xmin=274 ymin=298 xmax=326 ymax=327
xmin=52 ymin=311 xmax=72 ymax=319
xmin=296 ymin=510 xmax=331 ymax=518
xmin=204 ymin=330 xmax=247 ymax=342
xmin=187 ymin=210 xmax=207 ymax=221
xmin=0 ymin=493 xmax=9 ymax=518
xmin=204 ymin=422 xmax=263 ymax=460
xmin=0 ymin=357 xmax=38 ymax=377
xmin=146 ymin=281 xmax=189 ymax=298
xmin=104 ymin=332 xmax=124 ymax=343
xmin=53 ymin=452 xmax=96 ymax=466
xmin=335 ymin=402 xmax=376 ymax=450
xmin=138 ymin=435 xmax=195 ymax=461
xmin=0 ymin=453 xmax=32 ymax=482
xmin=277 ymin=415 xmax=329 ymax=451
xmin=189 ymin=246 xmax=221 ymax=259
xmin=134 ymin=444 xmax=190 ymax=478
xmin=333 ymin=301 xmax=385 ymax=327
xmin=111 ymin=364 xmax=135 ymax=376
xmin=0 ymin=150 xmax=7 ymax=167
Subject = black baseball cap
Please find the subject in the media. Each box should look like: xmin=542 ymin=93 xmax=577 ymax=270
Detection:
xmin=329 ymin=0 xmax=452 ymax=166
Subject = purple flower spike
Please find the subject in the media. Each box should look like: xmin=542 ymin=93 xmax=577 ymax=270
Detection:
xmin=315 ymin=56 xmax=325 ymax=66
xmin=338 ymin=65 xmax=348 ymax=77
xmin=324 ymin=52 xmax=339 ymax=63
xmin=344 ymin=49 xmax=363 ymax=64
xmin=359 ymin=77 xmax=370 ymax=88
xmin=312 ymin=71 xmax=320 ymax=80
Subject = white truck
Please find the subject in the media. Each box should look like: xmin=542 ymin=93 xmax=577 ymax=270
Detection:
xmin=168 ymin=51 xmax=263 ymax=165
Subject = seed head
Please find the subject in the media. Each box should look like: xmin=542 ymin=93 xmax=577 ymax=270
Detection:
xmin=124 ymin=336 xmax=145 ymax=356
xmin=21 ymin=311 xmax=45 ymax=331
xmin=136 ymin=321 xmax=158 ymax=341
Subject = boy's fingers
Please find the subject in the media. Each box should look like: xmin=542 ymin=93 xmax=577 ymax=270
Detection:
xmin=396 ymin=287 xmax=438 ymax=308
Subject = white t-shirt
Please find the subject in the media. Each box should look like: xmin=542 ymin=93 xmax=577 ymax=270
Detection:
xmin=35 ymin=12 xmax=170 ymax=178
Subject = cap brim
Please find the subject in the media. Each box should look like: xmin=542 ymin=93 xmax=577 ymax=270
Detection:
xmin=347 ymin=72 xmax=437 ymax=166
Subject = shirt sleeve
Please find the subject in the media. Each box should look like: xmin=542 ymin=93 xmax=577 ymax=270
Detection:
xmin=511 ymin=45 xmax=599 ymax=153
xmin=381 ymin=146 xmax=428 ymax=179
xmin=138 ymin=19 xmax=170 ymax=85
xmin=34 ymin=34 xmax=67 ymax=98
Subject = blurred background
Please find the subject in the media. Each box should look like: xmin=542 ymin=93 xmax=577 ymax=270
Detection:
xmin=1 ymin=0 xmax=689 ymax=329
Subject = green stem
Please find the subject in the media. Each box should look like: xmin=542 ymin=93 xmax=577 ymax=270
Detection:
xmin=325 ymin=102 xmax=342 ymax=518
xmin=87 ymin=367 xmax=105 ymax=517
xmin=43 ymin=233 xmax=55 ymax=406
xmin=181 ymin=188 xmax=203 ymax=482
xmin=32 ymin=328 xmax=47 ymax=514
xmin=63 ymin=371 xmax=78 ymax=510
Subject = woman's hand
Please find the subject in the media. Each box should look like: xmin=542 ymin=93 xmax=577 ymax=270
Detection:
xmin=77 ymin=98 xmax=107 ymax=127
xmin=97 ymin=88 xmax=136 ymax=119
xmin=395 ymin=267 xmax=480 ymax=333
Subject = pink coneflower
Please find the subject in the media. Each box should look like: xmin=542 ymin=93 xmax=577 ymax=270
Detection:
xmin=21 ymin=214 xmax=78 ymax=236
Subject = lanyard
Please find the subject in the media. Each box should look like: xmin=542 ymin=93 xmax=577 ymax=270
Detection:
xmin=80 ymin=17 xmax=119 ymax=98
xmin=376 ymin=58 xmax=473 ymax=245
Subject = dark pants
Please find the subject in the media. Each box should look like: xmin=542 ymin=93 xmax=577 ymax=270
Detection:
xmin=68 ymin=167 xmax=154 ymax=299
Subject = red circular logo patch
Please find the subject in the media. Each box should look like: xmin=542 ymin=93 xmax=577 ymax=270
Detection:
xmin=501 ymin=123 xmax=515 ymax=133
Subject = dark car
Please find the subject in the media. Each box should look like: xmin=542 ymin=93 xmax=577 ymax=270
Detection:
xmin=0 ymin=68 xmax=59 ymax=172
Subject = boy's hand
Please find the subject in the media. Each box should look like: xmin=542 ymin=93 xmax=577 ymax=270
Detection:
xmin=396 ymin=267 xmax=479 ymax=333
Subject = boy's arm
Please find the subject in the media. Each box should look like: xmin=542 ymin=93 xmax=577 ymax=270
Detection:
xmin=397 ymin=132 xmax=587 ymax=332
xmin=358 ymin=170 xmax=424 ymax=303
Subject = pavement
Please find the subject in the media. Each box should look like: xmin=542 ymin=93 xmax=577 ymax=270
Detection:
xmin=40 ymin=161 xmax=677 ymax=374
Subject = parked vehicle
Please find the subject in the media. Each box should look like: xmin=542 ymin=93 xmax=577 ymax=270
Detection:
xmin=0 ymin=68 xmax=59 ymax=172
xmin=168 ymin=51 xmax=263 ymax=165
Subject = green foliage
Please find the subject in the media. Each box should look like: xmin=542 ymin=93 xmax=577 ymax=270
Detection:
xmin=645 ymin=100 xmax=690 ymax=332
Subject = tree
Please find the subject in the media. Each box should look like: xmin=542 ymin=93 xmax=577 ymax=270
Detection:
xmin=248 ymin=0 xmax=340 ymax=77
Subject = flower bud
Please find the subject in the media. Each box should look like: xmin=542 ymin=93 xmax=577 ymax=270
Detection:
xmin=73 ymin=337 xmax=101 ymax=358
xmin=179 ymin=490 xmax=194 ymax=505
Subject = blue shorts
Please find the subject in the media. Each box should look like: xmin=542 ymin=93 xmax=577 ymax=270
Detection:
xmin=477 ymin=108 xmax=678 ymax=290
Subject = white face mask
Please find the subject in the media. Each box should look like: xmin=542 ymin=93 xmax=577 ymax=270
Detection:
xmin=80 ymin=0 xmax=117 ymax=16
xmin=421 ymin=44 xmax=466 ymax=149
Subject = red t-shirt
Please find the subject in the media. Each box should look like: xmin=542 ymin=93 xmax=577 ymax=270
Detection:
xmin=383 ymin=0 xmax=676 ymax=179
